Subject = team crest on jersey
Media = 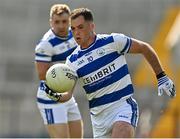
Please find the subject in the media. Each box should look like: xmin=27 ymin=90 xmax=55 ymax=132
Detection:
xmin=87 ymin=56 xmax=93 ymax=62
xmin=96 ymin=48 xmax=105 ymax=56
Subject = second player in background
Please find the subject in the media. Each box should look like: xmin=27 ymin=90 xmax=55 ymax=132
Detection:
xmin=34 ymin=4 xmax=83 ymax=138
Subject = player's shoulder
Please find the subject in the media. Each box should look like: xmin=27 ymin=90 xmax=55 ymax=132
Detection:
xmin=37 ymin=29 xmax=54 ymax=45
xmin=97 ymin=33 xmax=125 ymax=40
xmin=67 ymin=46 xmax=80 ymax=63
xmin=97 ymin=33 xmax=124 ymax=37
xmin=41 ymin=29 xmax=55 ymax=41
xmin=36 ymin=40 xmax=52 ymax=51
xmin=96 ymin=33 xmax=123 ymax=45
xmin=110 ymin=32 xmax=126 ymax=38
xmin=36 ymin=30 xmax=54 ymax=47
xmin=110 ymin=33 xmax=129 ymax=42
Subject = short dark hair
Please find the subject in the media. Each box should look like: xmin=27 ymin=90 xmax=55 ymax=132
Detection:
xmin=70 ymin=8 xmax=93 ymax=21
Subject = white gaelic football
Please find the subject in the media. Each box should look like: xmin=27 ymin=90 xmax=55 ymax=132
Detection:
xmin=46 ymin=63 xmax=77 ymax=93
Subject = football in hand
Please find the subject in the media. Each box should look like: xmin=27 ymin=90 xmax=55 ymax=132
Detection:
xmin=46 ymin=63 xmax=77 ymax=93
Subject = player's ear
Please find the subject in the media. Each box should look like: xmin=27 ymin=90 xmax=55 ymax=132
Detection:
xmin=90 ymin=22 xmax=95 ymax=30
xmin=49 ymin=18 xmax=53 ymax=28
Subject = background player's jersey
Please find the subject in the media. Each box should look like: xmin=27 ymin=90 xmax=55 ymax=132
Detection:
xmin=35 ymin=29 xmax=77 ymax=106
xmin=66 ymin=33 xmax=134 ymax=114
xmin=35 ymin=29 xmax=77 ymax=63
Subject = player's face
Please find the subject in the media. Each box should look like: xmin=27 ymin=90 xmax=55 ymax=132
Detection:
xmin=71 ymin=15 xmax=94 ymax=47
xmin=50 ymin=13 xmax=69 ymax=37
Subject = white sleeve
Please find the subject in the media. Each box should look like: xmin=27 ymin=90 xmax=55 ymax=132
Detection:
xmin=112 ymin=33 xmax=132 ymax=54
xmin=35 ymin=41 xmax=53 ymax=62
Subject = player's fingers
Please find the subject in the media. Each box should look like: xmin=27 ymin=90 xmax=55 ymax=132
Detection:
xmin=169 ymin=84 xmax=176 ymax=98
xmin=158 ymin=88 xmax=163 ymax=96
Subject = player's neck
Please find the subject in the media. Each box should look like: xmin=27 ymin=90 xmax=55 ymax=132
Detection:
xmin=81 ymin=33 xmax=96 ymax=49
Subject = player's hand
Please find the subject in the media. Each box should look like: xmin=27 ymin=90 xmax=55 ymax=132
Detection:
xmin=44 ymin=83 xmax=62 ymax=101
xmin=158 ymin=75 xmax=176 ymax=98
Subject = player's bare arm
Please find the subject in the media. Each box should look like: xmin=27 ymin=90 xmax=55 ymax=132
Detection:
xmin=35 ymin=62 xmax=51 ymax=80
xmin=128 ymin=38 xmax=163 ymax=75
xmin=58 ymin=87 xmax=75 ymax=103
xmin=129 ymin=38 xmax=176 ymax=98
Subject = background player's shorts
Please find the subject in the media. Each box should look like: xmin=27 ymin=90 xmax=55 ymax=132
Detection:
xmin=90 ymin=97 xmax=139 ymax=138
xmin=38 ymin=97 xmax=82 ymax=124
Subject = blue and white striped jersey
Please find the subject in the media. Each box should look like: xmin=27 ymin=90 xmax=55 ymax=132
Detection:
xmin=66 ymin=33 xmax=134 ymax=114
xmin=35 ymin=29 xmax=77 ymax=63
xmin=35 ymin=29 xmax=77 ymax=105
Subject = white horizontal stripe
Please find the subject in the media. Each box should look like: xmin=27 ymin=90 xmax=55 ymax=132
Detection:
xmin=35 ymin=56 xmax=51 ymax=62
xmin=86 ymin=74 xmax=132 ymax=100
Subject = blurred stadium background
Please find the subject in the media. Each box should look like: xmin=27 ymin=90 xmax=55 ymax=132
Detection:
xmin=0 ymin=0 xmax=179 ymax=137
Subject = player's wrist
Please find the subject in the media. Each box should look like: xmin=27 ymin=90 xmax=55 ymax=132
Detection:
xmin=156 ymin=71 xmax=170 ymax=87
xmin=156 ymin=71 xmax=166 ymax=79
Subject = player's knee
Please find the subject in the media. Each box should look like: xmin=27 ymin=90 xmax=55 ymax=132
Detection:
xmin=111 ymin=121 xmax=135 ymax=138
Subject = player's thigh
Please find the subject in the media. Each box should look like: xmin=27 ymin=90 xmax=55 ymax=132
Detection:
xmin=67 ymin=100 xmax=83 ymax=138
xmin=111 ymin=121 xmax=135 ymax=138
xmin=111 ymin=97 xmax=138 ymax=138
xmin=46 ymin=123 xmax=70 ymax=138
xmin=68 ymin=119 xmax=83 ymax=138
xmin=38 ymin=105 xmax=69 ymax=137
